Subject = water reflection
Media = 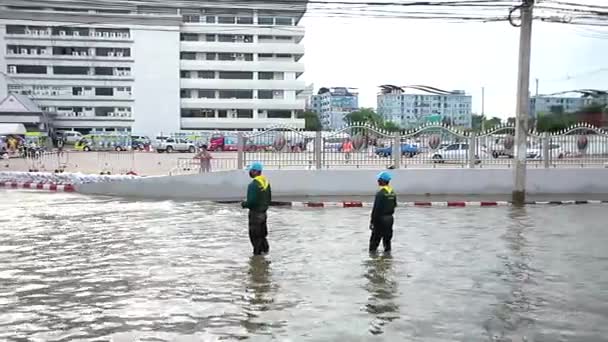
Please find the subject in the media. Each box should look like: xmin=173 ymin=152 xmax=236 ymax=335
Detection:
xmin=485 ymin=206 xmax=539 ymax=341
xmin=240 ymin=256 xmax=275 ymax=336
xmin=363 ymin=254 xmax=400 ymax=335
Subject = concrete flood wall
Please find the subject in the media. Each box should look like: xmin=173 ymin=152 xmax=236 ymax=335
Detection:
xmin=76 ymin=168 xmax=608 ymax=200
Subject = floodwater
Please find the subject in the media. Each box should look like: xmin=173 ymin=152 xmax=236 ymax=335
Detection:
xmin=1 ymin=190 xmax=608 ymax=341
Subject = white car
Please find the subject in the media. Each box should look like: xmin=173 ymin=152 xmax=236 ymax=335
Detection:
xmin=56 ymin=131 xmax=83 ymax=144
xmin=432 ymin=143 xmax=480 ymax=164
xmin=527 ymin=143 xmax=566 ymax=160
xmin=155 ymin=138 xmax=196 ymax=153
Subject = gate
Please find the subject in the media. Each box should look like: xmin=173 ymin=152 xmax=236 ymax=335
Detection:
xmin=243 ymin=125 xmax=314 ymax=169
xmin=400 ymin=123 xmax=471 ymax=168
xmin=548 ymin=123 xmax=608 ymax=167
xmin=321 ymin=123 xmax=395 ymax=169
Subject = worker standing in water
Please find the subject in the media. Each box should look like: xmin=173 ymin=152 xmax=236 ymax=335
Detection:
xmin=242 ymin=162 xmax=272 ymax=255
xmin=369 ymin=171 xmax=397 ymax=254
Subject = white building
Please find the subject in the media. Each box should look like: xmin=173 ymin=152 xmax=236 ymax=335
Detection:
xmin=310 ymin=87 xmax=359 ymax=129
xmin=377 ymin=85 xmax=472 ymax=128
xmin=0 ymin=1 xmax=307 ymax=136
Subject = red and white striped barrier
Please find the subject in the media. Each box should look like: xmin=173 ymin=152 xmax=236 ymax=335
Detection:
xmin=233 ymin=200 xmax=608 ymax=208
xmin=0 ymin=181 xmax=75 ymax=192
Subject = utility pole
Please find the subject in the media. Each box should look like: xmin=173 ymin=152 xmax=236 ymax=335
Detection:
xmin=512 ymin=0 xmax=534 ymax=206
xmin=481 ymin=86 xmax=486 ymax=131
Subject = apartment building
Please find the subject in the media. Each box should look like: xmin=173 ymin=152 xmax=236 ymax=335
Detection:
xmin=377 ymin=85 xmax=472 ymax=129
xmin=0 ymin=1 xmax=307 ymax=136
xmin=311 ymin=87 xmax=359 ymax=129
xmin=530 ymin=94 xmax=608 ymax=117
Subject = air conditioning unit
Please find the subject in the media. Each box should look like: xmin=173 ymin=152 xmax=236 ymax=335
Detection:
xmin=32 ymin=30 xmax=39 ymax=36
xmin=116 ymin=51 xmax=123 ymax=57
xmin=20 ymin=48 xmax=27 ymax=54
xmin=45 ymin=28 xmax=52 ymax=35
xmin=108 ymin=112 xmax=115 ymax=117
xmin=110 ymin=32 xmax=117 ymax=38
xmin=96 ymin=31 xmax=102 ymax=37
xmin=25 ymin=29 xmax=32 ymax=35
xmin=40 ymin=49 xmax=48 ymax=55
xmin=74 ymin=31 xmax=80 ymax=36
xmin=32 ymin=50 xmax=38 ymax=55
xmin=59 ymin=31 xmax=66 ymax=36
xmin=103 ymin=32 xmax=110 ymax=37
xmin=8 ymin=49 xmax=15 ymax=54
xmin=108 ymin=51 xmax=115 ymax=57
xmin=72 ymin=51 xmax=78 ymax=56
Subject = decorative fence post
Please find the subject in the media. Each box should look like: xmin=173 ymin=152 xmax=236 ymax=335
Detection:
xmin=543 ymin=132 xmax=550 ymax=169
xmin=392 ymin=132 xmax=401 ymax=169
xmin=468 ymin=132 xmax=476 ymax=169
xmin=237 ymin=132 xmax=244 ymax=170
xmin=314 ymin=130 xmax=322 ymax=170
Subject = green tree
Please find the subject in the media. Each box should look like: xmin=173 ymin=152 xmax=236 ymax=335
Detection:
xmin=382 ymin=121 xmax=401 ymax=132
xmin=344 ymin=108 xmax=384 ymax=127
xmin=298 ymin=111 xmax=322 ymax=131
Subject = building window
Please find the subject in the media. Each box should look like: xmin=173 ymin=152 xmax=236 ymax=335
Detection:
xmin=219 ymin=71 xmax=253 ymax=79
xmin=198 ymin=89 xmax=216 ymax=98
xmin=267 ymin=110 xmax=291 ymax=118
xmin=94 ymin=67 xmax=113 ymax=75
xmin=218 ymin=110 xmax=228 ymax=118
xmin=54 ymin=66 xmax=89 ymax=75
xmin=198 ymin=71 xmax=215 ymax=79
xmin=258 ymin=90 xmax=273 ymax=99
xmin=218 ymin=53 xmax=252 ymax=61
xmin=183 ymin=14 xmax=200 ymax=23
xmin=276 ymin=36 xmax=293 ymax=41
xmin=258 ymin=17 xmax=273 ymax=25
xmin=276 ymin=54 xmax=292 ymax=59
xmin=180 ymin=71 xmax=190 ymax=78
xmin=180 ymin=52 xmax=196 ymax=60
xmin=180 ymin=33 xmax=198 ymax=41
xmin=180 ymin=90 xmax=191 ymax=99
xmin=205 ymin=16 xmax=216 ymax=23
xmin=11 ymin=65 xmax=46 ymax=74
xmin=206 ymin=53 xmax=216 ymax=60
xmin=95 ymin=87 xmax=113 ymax=96
xmin=237 ymin=17 xmax=253 ymax=24
xmin=218 ymin=16 xmax=235 ymax=24
xmin=275 ymin=17 xmax=293 ymax=25
xmin=219 ymin=90 xmax=253 ymax=99
xmin=236 ymin=109 xmax=253 ymax=118
xmin=258 ymin=72 xmax=274 ymax=80
xmin=205 ymin=34 xmax=216 ymax=42
xmin=218 ymin=35 xmax=234 ymax=42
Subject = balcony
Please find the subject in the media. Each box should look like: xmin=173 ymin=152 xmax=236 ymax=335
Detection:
xmin=180 ymin=98 xmax=305 ymax=110
xmin=181 ymin=117 xmax=304 ymax=130
xmin=5 ymin=30 xmax=133 ymax=42
xmin=181 ymin=24 xmax=305 ymax=37
xmin=180 ymin=79 xmax=306 ymax=91
xmin=180 ymin=42 xmax=304 ymax=55
xmin=180 ymin=60 xmax=304 ymax=73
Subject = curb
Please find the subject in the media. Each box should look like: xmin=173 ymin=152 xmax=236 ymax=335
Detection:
xmin=0 ymin=181 xmax=75 ymax=192
xmin=218 ymin=200 xmax=608 ymax=208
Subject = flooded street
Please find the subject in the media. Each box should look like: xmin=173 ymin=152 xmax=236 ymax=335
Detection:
xmin=1 ymin=190 xmax=608 ymax=341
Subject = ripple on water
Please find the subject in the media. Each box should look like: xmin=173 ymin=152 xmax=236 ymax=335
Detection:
xmin=1 ymin=190 xmax=608 ymax=341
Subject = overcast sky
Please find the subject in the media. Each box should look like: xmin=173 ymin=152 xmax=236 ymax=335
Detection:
xmin=299 ymin=13 xmax=608 ymax=119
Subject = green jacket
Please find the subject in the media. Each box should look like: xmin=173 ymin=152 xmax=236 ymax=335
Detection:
xmin=242 ymin=175 xmax=272 ymax=212
xmin=371 ymin=185 xmax=397 ymax=223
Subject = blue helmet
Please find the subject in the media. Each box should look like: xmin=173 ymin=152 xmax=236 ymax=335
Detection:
xmin=247 ymin=162 xmax=263 ymax=172
xmin=377 ymin=171 xmax=392 ymax=182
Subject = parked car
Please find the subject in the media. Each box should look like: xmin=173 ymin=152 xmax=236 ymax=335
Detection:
xmin=155 ymin=138 xmax=196 ymax=153
xmin=432 ymin=143 xmax=480 ymax=163
xmin=527 ymin=143 xmax=566 ymax=160
xmin=55 ymin=131 xmax=83 ymax=144
xmin=375 ymin=144 xmax=420 ymax=158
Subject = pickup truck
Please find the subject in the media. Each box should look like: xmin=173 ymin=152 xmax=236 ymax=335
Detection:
xmin=155 ymin=138 xmax=196 ymax=153
xmin=375 ymin=144 xmax=419 ymax=158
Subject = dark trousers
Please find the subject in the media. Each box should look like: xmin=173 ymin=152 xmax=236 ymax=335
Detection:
xmin=369 ymin=216 xmax=394 ymax=253
xmin=248 ymin=211 xmax=269 ymax=255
